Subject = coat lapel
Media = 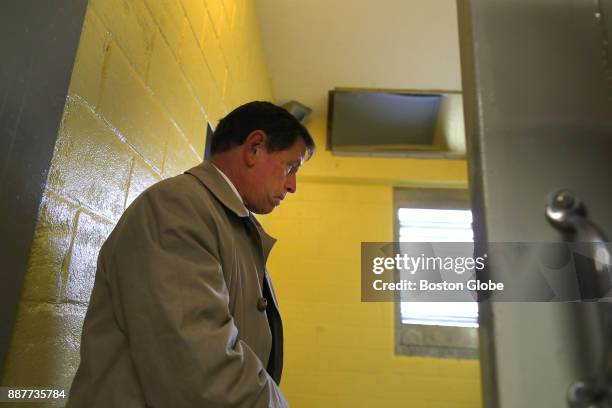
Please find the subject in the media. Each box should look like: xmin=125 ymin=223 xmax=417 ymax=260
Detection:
xmin=248 ymin=213 xmax=277 ymax=264
xmin=185 ymin=161 xmax=278 ymax=271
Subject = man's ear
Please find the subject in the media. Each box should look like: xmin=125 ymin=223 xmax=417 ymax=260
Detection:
xmin=242 ymin=130 xmax=267 ymax=167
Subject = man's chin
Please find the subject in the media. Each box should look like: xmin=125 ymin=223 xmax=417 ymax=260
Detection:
xmin=247 ymin=204 xmax=275 ymax=215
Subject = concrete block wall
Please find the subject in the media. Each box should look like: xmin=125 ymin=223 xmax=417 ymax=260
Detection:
xmin=1 ymin=0 xmax=273 ymax=397
xmin=258 ymin=116 xmax=483 ymax=408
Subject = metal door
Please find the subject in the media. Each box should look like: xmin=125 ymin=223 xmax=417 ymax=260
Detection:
xmin=457 ymin=0 xmax=612 ymax=407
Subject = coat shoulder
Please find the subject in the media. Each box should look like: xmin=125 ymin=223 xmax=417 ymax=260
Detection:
xmin=130 ymin=173 xmax=221 ymax=217
xmin=142 ymin=173 xmax=210 ymax=201
xmin=110 ymin=173 xmax=226 ymax=244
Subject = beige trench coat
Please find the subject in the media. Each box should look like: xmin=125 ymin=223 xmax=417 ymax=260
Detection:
xmin=67 ymin=161 xmax=287 ymax=407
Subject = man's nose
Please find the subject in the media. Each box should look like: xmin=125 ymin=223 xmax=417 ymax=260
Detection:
xmin=285 ymin=173 xmax=297 ymax=194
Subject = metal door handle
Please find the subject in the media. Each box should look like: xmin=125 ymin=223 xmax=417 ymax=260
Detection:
xmin=546 ymin=190 xmax=611 ymax=282
xmin=546 ymin=189 xmax=610 ymax=245
xmin=546 ymin=190 xmax=612 ymax=408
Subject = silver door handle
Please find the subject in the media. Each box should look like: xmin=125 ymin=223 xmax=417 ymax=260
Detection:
xmin=546 ymin=190 xmax=611 ymax=285
xmin=546 ymin=190 xmax=612 ymax=408
xmin=546 ymin=189 xmax=610 ymax=246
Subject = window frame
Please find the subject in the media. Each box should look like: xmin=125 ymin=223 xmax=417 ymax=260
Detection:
xmin=393 ymin=187 xmax=479 ymax=359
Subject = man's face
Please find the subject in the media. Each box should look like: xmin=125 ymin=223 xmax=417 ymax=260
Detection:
xmin=244 ymin=136 xmax=308 ymax=214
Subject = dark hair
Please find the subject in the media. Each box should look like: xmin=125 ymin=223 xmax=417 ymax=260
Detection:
xmin=210 ymin=101 xmax=315 ymax=159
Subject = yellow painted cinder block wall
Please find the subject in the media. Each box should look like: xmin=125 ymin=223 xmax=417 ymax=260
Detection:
xmin=1 ymin=0 xmax=273 ymax=396
xmin=258 ymin=116 xmax=483 ymax=408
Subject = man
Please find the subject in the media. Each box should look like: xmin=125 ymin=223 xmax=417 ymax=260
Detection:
xmin=67 ymin=101 xmax=315 ymax=407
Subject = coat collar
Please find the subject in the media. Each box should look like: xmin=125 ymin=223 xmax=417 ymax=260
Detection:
xmin=185 ymin=161 xmax=249 ymax=218
xmin=185 ymin=161 xmax=277 ymax=262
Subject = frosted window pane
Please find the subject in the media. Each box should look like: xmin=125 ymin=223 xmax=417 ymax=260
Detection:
xmin=398 ymin=208 xmax=478 ymax=327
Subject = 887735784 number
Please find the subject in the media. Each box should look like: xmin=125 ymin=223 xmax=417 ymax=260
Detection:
xmin=3 ymin=388 xmax=66 ymax=401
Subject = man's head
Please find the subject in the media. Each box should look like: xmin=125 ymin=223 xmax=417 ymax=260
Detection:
xmin=210 ymin=101 xmax=315 ymax=214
